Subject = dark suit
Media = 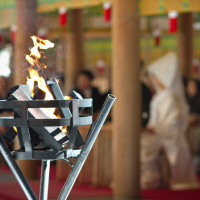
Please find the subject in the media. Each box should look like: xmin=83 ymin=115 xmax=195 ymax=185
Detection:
xmin=71 ymin=87 xmax=105 ymax=112
xmin=141 ymin=83 xmax=152 ymax=127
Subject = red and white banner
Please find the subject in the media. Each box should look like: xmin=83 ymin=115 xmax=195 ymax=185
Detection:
xmin=11 ymin=25 xmax=17 ymax=44
xmin=59 ymin=7 xmax=67 ymax=26
xmin=193 ymin=58 xmax=200 ymax=74
xmin=153 ymin=29 xmax=161 ymax=46
xmin=0 ymin=33 xmax=2 ymax=45
xmin=97 ymin=60 xmax=105 ymax=74
xmin=38 ymin=28 xmax=48 ymax=40
xmin=103 ymin=2 xmax=111 ymax=22
xmin=168 ymin=11 xmax=178 ymax=33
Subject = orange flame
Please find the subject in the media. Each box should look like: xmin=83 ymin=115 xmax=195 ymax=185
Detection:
xmin=61 ymin=126 xmax=67 ymax=134
xmin=30 ymin=36 xmax=54 ymax=58
xmin=64 ymin=96 xmax=72 ymax=100
xmin=26 ymin=36 xmax=55 ymax=114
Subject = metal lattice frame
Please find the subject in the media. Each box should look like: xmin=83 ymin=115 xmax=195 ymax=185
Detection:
xmin=0 ymin=81 xmax=116 ymax=200
xmin=1 ymin=98 xmax=92 ymax=160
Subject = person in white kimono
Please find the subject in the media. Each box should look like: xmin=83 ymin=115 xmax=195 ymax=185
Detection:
xmin=141 ymin=52 xmax=197 ymax=189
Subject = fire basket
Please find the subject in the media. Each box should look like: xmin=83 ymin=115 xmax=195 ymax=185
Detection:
xmin=0 ymin=79 xmax=116 ymax=200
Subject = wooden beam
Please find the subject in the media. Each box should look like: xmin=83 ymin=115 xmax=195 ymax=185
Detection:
xmin=140 ymin=0 xmax=200 ymax=15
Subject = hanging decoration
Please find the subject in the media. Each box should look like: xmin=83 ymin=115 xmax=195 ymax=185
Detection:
xmin=38 ymin=28 xmax=48 ymax=39
xmin=152 ymin=29 xmax=161 ymax=46
xmin=193 ymin=58 xmax=200 ymax=74
xmin=103 ymin=2 xmax=111 ymax=22
xmin=59 ymin=7 xmax=67 ymax=26
xmin=11 ymin=25 xmax=17 ymax=44
xmin=168 ymin=11 xmax=178 ymax=33
xmin=0 ymin=32 xmax=2 ymax=46
xmin=97 ymin=59 xmax=105 ymax=74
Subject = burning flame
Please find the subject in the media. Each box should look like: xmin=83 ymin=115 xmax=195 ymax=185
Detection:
xmin=26 ymin=36 xmax=55 ymax=114
xmin=26 ymin=36 xmax=54 ymax=71
xmin=27 ymin=68 xmax=53 ymax=101
xmin=13 ymin=126 xmax=17 ymax=132
xmin=12 ymin=35 xmax=70 ymax=138
xmin=29 ymin=36 xmax=54 ymax=59
xmin=64 ymin=96 xmax=72 ymax=100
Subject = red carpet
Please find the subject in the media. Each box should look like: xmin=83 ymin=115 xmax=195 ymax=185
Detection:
xmin=142 ymin=189 xmax=200 ymax=200
xmin=0 ymin=166 xmax=200 ymax=199
xmin=0 ymin=166 xmax=112 ymax=199
xmin=1 ymin=180 xmax=200 ymax=200
xmin=0 ymin=181 xmax=112 ymax=200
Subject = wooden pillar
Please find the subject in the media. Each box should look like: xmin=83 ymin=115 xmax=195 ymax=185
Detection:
xmin=178 ymin=13 xmax=193 ymax=78
xmin=112 ymin=0 xmax=141 ymax=199
xmin=14 ymin=0 xmax=37 ymax=84
xmin=14 ymin=0 xmax=39 ymax=179
xmin=65 ymin=9 xmax=84 ymax=92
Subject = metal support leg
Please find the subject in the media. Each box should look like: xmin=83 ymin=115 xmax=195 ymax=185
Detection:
xmin=58 ymin=94 xmax=116 ymax=200
xmin=0 ymin=135 xmax=37 ymax=200
xmin=39 ymin=160 xmax=51 ymax=200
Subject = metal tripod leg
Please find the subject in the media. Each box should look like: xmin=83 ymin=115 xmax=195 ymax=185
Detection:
xmin=58 ymin=94 xmax=116 ymax=200
xmin=0 ymin=135 xmax=37 ymax=200
xmin=39 ymin=160 xmax=51 ymax=200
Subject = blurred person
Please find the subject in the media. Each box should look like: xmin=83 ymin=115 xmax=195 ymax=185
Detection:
xmin=185 ymin=78 xmax=200 ymax=126
xmin=141 ymin=52 xmax=197 ymax=189
xmin=0 ymin=76 xmax=11 ymax=165
xmin=0 ymin=76 xmax=10 ymax=117
xmin=71 ymin=70 xmax=105 ymax=113
xmin=186 ymin=78 xmax=200 ymax=114
xmin=0 ymin=76 xmax=11 ymax=137
xmin=140 ymin=64 xmax=154 ymax=127
xmin=182 ymin=76 xmax=188 ymax=93
xmin=0 ymin=76 xmax=9 ymax=100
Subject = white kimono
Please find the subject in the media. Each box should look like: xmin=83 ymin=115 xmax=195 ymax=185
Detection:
xmin=141 ymin=53 xmax=196 ymax=189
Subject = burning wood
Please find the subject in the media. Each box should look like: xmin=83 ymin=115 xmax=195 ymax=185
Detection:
xmin=45 ymin=78 xmax=72 ymax=118
xmin=9 ymin=36 xmax=68 ymax=151
xmin=8 ymin=85 xmax=68 ymax=151
xmin=46 ymin=79 xmax=85 ymax=148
